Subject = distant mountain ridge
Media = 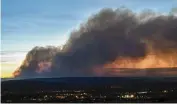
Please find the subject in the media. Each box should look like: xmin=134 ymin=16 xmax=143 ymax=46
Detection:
xmin=2 ymin=77 xmax=177 ymax=93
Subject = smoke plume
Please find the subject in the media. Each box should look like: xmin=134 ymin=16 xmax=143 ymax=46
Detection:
xmin=13 ymin=7 xmax=177 ymax=78
xmin=13 ymin=46 xmax=61 ymax=78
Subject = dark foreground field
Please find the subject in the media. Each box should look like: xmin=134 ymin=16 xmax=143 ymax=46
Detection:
xmin=1 ymin=77 xmax=177 ymax=103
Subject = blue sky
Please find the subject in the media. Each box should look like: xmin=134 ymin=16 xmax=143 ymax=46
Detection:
xmin=1 ymin=0 xmax=177 ymax=77
xmin=2 ymin=0 xmax=177 ymax=52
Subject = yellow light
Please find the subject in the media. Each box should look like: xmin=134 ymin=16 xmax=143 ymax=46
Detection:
xmin=125 ymin=95 xmax=129 ymax=98
xmin=130 ymin=95 xmax=134 ymax=98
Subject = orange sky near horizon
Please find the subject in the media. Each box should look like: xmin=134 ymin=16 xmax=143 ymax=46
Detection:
xmin=1 ymin=52 xmax=27 ymax=78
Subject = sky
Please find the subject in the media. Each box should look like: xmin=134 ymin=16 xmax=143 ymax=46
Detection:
xmin=1 ymin=0 xmax=177 ymax=78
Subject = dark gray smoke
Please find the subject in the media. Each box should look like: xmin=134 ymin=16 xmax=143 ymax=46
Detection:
xmin=13 ymin=46 xmax=61 ymax=78
xmin=14 ymin=7 xmax=177 ymax=78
